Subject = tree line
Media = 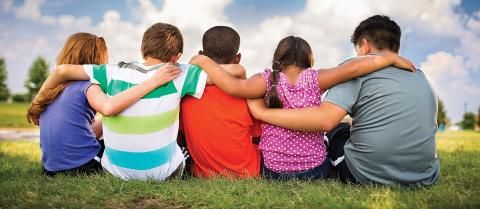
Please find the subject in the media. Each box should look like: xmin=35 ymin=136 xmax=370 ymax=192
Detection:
xmin=0 ymin=56 xmax=478 ymax=130
xmin=0 ymin=56 xmax=49 ymax=103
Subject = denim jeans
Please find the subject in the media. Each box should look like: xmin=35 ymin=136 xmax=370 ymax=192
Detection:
xmin=261 ymin=158 xmax=330 ymax=181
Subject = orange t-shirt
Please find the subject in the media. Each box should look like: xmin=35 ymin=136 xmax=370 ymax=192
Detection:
xmin=180 ymin=86 xmax=261 ymax=178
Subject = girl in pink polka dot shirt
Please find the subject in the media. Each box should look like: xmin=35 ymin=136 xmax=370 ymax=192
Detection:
xmin=189 ymin=36 xmax=415 ymax=180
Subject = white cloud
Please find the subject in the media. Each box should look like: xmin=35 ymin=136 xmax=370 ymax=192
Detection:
xmin=2 ymin=0 xmax=479 ymax=122
xmin=421 ymin=51 xmax=480 ymax=122
xmin=14 ymin=0 xmax=44 ymax=20
xmin=94 ymin=0 xmax=234 ymax=65
xmin=466 ymin=11 xmax=480 ymax=32
xmin=13 ymin=0 xmax=93 ymax=30
xmin=96 ymin=10 xmax=142 ymax=62
xmin=1 ymin=0 xmax=13 ymax=11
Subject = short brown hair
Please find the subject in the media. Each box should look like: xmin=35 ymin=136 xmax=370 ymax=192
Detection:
xmin=141 ymin=22 xmax=183 ymax=61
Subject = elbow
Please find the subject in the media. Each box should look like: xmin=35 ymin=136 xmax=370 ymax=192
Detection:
xmin=324 ymin=123 xmax=337 ymax=132
xmin=318 ymin=120 xmax=337 ymax=132
xmin=99 ymin=103 xmax=116 ymax=117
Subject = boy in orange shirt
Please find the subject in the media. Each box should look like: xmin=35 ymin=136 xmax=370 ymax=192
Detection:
xmin=180 ymin=26 xmax=261 ymax=178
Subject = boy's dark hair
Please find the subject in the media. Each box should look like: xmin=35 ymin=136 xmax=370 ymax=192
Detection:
xmin=141 ymin=22 xmax=183 ymax=61
xmin=202 ymin=26 xmax=240 ymax=64
xmin=351 ymin=15 xmax=401 ymax=53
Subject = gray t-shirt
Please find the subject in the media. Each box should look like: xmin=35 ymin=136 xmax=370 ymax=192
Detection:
xmin=324 ymin=66 xmax=440 ymax=186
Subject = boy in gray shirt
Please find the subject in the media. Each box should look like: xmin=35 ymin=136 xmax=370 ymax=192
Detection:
xmin=247 ymin=15 xmax=439 ymax=186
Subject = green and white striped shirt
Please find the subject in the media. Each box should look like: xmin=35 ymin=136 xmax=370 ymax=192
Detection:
xmin=83 ymin=62 xmax=207 ymax=180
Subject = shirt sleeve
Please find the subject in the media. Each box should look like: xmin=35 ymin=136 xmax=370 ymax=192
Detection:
xmin=180 ymin=64 xmax=208 ymax=99
xmin=83 ymin=64 xmax=114 ymax=93
xmin=323 ymin=78 xmax=362 ymax=115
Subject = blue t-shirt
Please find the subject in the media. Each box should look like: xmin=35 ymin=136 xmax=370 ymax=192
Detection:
xmin=40 ymin=81 xmax=99 ymax=171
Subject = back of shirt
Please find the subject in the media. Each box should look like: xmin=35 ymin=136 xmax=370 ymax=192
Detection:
xmin=181 ymin=86 xmax=261 ymax=178
xmin=83 ymin=62 xmax=207 ymax=180
xmin=324 ymin=67 xmax=440 ymax=186
xmin=40 ymin=81 xmax=98 ymax=171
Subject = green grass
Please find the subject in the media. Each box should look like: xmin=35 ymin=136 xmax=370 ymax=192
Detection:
xmin=1 ymin=131 xmax=479 ymax=209
xmin=0 ymin=103 xmax=36 ymax=129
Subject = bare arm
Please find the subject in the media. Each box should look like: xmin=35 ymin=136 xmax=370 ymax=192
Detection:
xmin=206 ymin=64 xmax=246 ymax=85
xmin=30 ymin=65 xmax=89 ymax=111
xmin=38 ymin=65 xmax=89 ymax=97
xmin=86 ymin=65 xmax=181 ymax=116
xmin=190 ymin=55 xmax=266 ymax=98
xmin=247 ymin=98 xmax=347 ymax=132
xmin=317 ymin=53 xmax=416 ymax=90
xmin=92 ymin=116 xmax=103 ymax=139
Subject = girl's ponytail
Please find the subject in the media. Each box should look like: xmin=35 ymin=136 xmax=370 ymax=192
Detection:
xmin=266 ymin=60 xmax=283 ymax=108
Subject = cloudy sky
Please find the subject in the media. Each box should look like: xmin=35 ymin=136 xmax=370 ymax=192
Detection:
xmin=1 ymin=0 xmax=479 ymax=123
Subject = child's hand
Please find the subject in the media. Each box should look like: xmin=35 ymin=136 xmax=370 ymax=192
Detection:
xmin=151 ymin=64 xmax=181 ymax=86
xmin=389 ymin=53 xmax=416 ymax=72
xmin=26 ymin=105 xmax=40 ymax=125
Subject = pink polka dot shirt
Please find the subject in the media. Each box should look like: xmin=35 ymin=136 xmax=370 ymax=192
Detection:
xmin=260 ymin=68 xmax=327 ymax=173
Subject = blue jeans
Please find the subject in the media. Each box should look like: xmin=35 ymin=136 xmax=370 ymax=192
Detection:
xmin=261 ymin=158 xmax=330 ymax=181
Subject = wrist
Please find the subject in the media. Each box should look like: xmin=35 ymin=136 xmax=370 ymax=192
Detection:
xmin=254 ymin=107 xmax=267 ymax=120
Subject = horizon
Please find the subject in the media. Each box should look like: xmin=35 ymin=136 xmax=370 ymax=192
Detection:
xmin=1 ymin=0 xmax=479 ymax=123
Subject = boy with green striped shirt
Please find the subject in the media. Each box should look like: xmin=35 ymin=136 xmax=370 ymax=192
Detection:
xmin=34 ymin=23 xmax=209 ymax=180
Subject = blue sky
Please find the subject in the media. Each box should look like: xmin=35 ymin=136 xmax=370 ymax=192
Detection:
xmin=1 ymin=0 xmax=479 ymax=123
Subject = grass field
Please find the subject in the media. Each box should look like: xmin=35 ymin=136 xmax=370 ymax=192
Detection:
xmin=0 ymin=131 xmax=479 ymax=209
xmin=0 ymin=103 xmax=36 ymax=129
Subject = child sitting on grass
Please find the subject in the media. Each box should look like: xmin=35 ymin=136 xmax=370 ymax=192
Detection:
xmin=180 ymin=26 xmax=262 ymax=178
xmin=189 ymin=35 xmax=415 ymax=180
xmin=27 ymin=32 xmax=180 ymax=176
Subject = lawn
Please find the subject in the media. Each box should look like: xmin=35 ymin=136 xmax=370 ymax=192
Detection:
xmin=0 ymin=103 xmax=36 ymax=129
xmin=0 ymin=131 xmax=479 ymax=209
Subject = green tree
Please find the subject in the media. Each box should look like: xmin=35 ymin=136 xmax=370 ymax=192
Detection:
xmin=437 ymin=99 xmax=448 ymax=126
xmin=0 ymin=58 xmax=10 ymax=102
xmin=460 ymin=112 xmax=475 ymax=130
xmin=11 ymin=94 xmax=27 ymax=103
xmin=25 ymin=57 xmax=49 ymax=101
xmin=477 ymin=106 xmax=480 ymax=128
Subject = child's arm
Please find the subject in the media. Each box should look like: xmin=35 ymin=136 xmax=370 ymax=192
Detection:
xmin=30 ymin=65 xmax=90 ymax=111
xmin=40 ymin=64 xmax=89 ymax=93
xmin=86 ymin=65 xmax=181 ymax=116
xmin=190 ymin=55 xmax=266 ymax=98
xmin=206 ymin=64 xmax=246 ymax=85
xmin=317 ymin=52 xmax=415 ymax=90
xmin=247 ymin=98 xmax=347 ymax=132
xmin=92 ymin=116 xmax=103 ymax=139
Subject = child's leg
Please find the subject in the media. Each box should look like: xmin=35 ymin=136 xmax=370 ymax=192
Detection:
xmin=166 ymin=161 xmax=185 ymax=180
xmin=176 ymin=130 xmax=193 ymax=178
xmin=326 ymin=122 xmax=357 ymax=184
xmin=43 ymin=140 xmax=105 ymax=176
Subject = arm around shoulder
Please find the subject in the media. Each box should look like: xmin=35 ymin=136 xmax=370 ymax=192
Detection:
xmin=247 ymin=99 xmax=347 ymax=132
